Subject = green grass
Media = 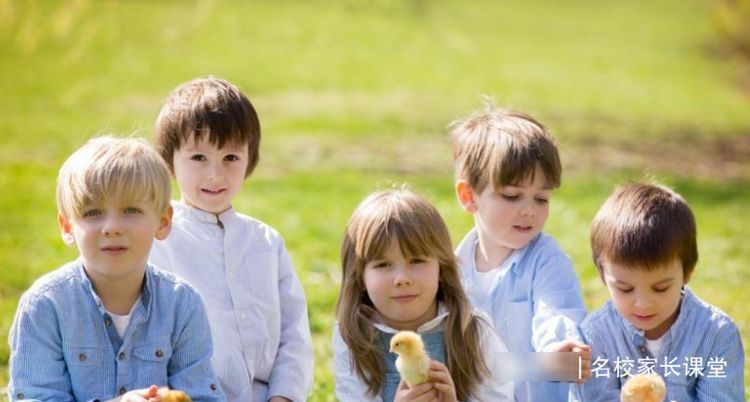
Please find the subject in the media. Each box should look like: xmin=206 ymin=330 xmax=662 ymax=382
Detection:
xmin=1 ymin=0 xmax=749 ymax=400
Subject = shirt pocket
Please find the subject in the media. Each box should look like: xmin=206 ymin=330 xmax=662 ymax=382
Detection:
xmin=132 ymin=340 xmax=172 ymax=387
xmin=65 ymin=347 xmax=106 ymax=393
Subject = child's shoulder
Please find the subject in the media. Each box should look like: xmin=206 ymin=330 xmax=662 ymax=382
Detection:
xmin=682 ymin=287 xmax=740 ymax=334
xmin=23 ymin=261 xmax=83 ymax=299
xmin=146 ymin=264 xmax=202 ymax=297
xmin=580 ymin=301 xmax=619 ymax=336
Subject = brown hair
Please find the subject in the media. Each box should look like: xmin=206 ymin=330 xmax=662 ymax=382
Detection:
xmin=56 ymin=135 xmax=171 ymax=219
xmin=450 ymin=99 xmax=561 ymax=192
xmin=590 ymin=182 xmax=698 ymax=279
xmin=336 ymin=188 xmax=488 ymax=400
xmin=154 ymin=76 xmax=260 ymax=177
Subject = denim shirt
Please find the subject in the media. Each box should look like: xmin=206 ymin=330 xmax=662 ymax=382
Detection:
xmin=456 ymin=229 xmax=586 ymax=402
xmin=8 ymin=260 xmax=225 ymax=402
xmin=378 ymin=331 xmax=446 ymax=402
xmin=571 ymin=286 xmax=745 ymax=402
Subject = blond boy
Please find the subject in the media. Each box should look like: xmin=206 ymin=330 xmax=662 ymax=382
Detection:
xmin=8 ymin=136 xmax=224 ymax=402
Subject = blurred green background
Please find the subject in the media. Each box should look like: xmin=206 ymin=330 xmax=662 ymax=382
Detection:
xmin=1 ymin=0 xmax=749 ymax=400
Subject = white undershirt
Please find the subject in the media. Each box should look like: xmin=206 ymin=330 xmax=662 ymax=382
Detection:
xmin=644 ymin=333 xmax=666 ymax=356
xmin=105 ymin=298 xmax=140 ymax=338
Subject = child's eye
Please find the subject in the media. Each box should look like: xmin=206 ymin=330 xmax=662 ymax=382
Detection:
xmin=224 ymin=154 xmax=240 ymax=162
xmin=653 ymin=286 xmax=670 ymax=293
xmin=410 ymin=258 xmax=427 ymax=264
xmin=535 ymin=198 xmax=549 ymax=204
xmin=617 ymin=287 xmax=633 ymax=294
xmin=124 ymin=207 xmax=143 ymax=214
xmin=190 ymin=154 xmax=206 ymax=161
xmin=501 ymin=194 xmax=520 ymax=201
xmin=82 ymin=209 xmax=102 ymax=218
xmin=371 ymin=261 xmax=391 ymax=269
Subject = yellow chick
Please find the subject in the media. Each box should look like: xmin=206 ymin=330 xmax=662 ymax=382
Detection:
xmin=620 ymin=373 xmax=667 ymax=402
xmin=389 ymin=330 xmax=431 ymax=388
xmin=157 ymin=387 xmax=192 ymax=402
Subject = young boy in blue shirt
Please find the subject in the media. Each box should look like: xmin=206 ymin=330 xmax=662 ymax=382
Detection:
xmin=451 ymin=102 xmax=591 ymax=401
xmin=8 ymin=136 xmax=224 ymax=402
xmin=572 ymin=182 xmax=745 ymax=401
xmin=149 ymin=77 xmax=313 ymax=402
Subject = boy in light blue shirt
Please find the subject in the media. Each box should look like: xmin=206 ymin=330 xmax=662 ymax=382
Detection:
xmin=450 ymin=102 xmax=590 ymax=401
xmin=572 ymin=182 xmax=744 ymax=401
xmin=8 ymin=136 xmax=224 ymax=402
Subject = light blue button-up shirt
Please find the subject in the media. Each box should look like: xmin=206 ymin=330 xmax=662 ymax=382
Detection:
xmin=571 ymin=286 xmax=745 ymax=402
xmin=456 ymin=229 xmax=587 ymax=402
xmin=8 ymin=260 xmax=225 ymax=402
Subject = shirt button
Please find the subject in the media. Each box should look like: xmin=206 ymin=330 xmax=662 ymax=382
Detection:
xmin=105 ymin=318 xmax=112 ymax=326
xmin=79 ymin=353 xmax=87 ymax=361
xmin=210 ymin=383 xmax=218 ymax=391
xmin=17 ymin=393 xmax=24 ymax=399
xmin=118 ymin=352 xmax=126 ymax=360
xmin=639 ymin=346 xmax=647 ymax=353
xmin=119 ymin=387 xmax=127 ymax=395
xmin=155 ymin=349 xmax=164 ymax=358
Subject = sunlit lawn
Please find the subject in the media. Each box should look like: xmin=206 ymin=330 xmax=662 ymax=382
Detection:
xmin=1 ymin=0 xmax=749 ymax=400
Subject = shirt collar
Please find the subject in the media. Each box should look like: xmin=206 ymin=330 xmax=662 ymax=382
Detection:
xmin=467 ymin=228 xmax=533 ymax=276
xmin=174 ymin=200 xmax=238 ymax=226
xmin=373 ymin=302 xmax=450 ymax=334
xmin=76 ymin=259 xmax=152 ymax=318
xmin=620 ymin=285 xmax=694 ymax=346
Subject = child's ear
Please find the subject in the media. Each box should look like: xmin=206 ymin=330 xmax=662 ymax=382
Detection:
xmin=155 ymin=205 xmax=173 ymax=241
xmin=58 ymin=212 xmax=76 ymax=246
xmin=456 ymin=180 xmax=478 ymax=213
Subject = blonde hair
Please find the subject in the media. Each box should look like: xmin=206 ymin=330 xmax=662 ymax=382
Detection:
xmin=336 ymin=188 xmax=488 ymax=400
xmin=450 ymin=99 xmax=561 ymax=192
xmin=154 ymin=76 xmax=260 ymax=177
xmin=56 ymin=136 xmax=171 ymax=219
xmin=591 ymin=182 xmax=698 ymax=279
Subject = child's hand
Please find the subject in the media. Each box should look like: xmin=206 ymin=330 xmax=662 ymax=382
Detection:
xmin=428 ymin=361 xmax=457 ymax=402
xmin=544 ymin=339 xmax=592 ymax=383
xmin=394 ymin=379 xmax=439 ymax=402
xmin=118 ymin=385 xmax=160 ymax=402
xmin=268 ymin=397 xmax=292 ymax=402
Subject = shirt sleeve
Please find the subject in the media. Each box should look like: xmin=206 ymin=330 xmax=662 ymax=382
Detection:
xmin=530 ymin=247 xmax=587 ymax=351
xmin=570 ymin=327 xmax=620 ymax=402
xmin=475 ymin=317 xmax=514 ymax=402
xmin=8 ymin=292 xmax=76 ymax=402
xmin=331 ymin=324 xmax=383 ymax=402
xmin=695 ymin=319 xmax=745 ymax=401
xmin=167 ymin=287 xmax=226 ymax=402
xmin=266 ymin=239 xmax=314 ymax=402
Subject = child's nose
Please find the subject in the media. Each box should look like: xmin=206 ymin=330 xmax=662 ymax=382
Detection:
xmin=633 ymin=292 xmax=652 ymax=308
xmin=393 ymin=267 xmax=413 ymax=286
xmin=102 ymin=216 xmax=123 ymax=236
xmin=206 ymin=162 xmax=223 ymax=179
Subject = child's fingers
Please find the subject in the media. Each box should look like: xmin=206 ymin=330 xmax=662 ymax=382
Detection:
xmin=428 ymin=367 xmax=453 ymax=386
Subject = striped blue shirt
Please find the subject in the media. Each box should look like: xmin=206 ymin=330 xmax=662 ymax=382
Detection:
xmin=456 ymin=229 xmax=587 ymax=402
xmin=571 ymin=286 xmax=745 ymax=401
xmin=8 ymin=260 xmax=225 ymax=402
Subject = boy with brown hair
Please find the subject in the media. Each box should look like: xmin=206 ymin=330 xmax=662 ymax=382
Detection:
xmin=572 ymin=182 xmax=744 ymax=401
xmin=150 ymin=77 xmax=313 ymax=402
